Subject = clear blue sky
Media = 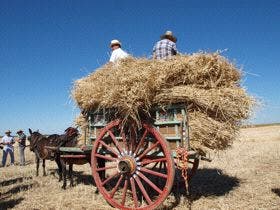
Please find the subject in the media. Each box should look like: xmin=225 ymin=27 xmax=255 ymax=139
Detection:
xmin=0 ymin=0 xmax=279 ymax=134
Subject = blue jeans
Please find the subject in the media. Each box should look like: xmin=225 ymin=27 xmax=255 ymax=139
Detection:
xmin=2 ymin=149 xmax=14 ymax=166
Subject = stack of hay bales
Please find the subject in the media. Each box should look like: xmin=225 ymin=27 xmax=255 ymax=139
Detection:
xmin=72 ymin=52 xmax=254 ymax=155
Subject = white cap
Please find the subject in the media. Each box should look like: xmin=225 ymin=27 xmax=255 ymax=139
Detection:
xmin=110 ymin=39 xmax=121 ymax=47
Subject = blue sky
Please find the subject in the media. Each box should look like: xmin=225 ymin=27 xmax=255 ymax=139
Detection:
xmin=0 ymin=0 xmax=279 ymax=134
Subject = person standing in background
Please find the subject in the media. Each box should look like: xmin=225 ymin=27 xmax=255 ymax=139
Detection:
xmin=17 ymin=130 xmax=26 ymax=166
xmin=1 ymin=130 xmax=15 ymax=167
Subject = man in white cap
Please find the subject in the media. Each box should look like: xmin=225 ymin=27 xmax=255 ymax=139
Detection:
xmin=152 ymin=30 xmax=178 ymax=59
xmin=1 ymin=130 xmax=15 ymax=167
xmin=109 ymin=39 xmax=129 ymax=63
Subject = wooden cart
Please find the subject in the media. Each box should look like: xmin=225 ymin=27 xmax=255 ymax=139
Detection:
xmin=52 ymin=103 xmax=200 ymax=209
xmin=87 ymin=103 xmax=200 ymax=210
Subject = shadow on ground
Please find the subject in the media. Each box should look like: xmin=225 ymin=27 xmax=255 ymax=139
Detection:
xmin=164 ymin=168 xmax=240 ymax=209
xmin=272 ymin=188 xmax=280 ymax=197
xmin=0 ymin=176 xmax=32 ymax=187
xmin=188 ymin=168 xmax=240 ymax=199
xmin=0 ymin=176 xmax=37 ymax=210
xmin=1 ymin=183 xmax=34 ymax=197
xmin=74 ymin=171 xmax=95 ymax=186
xmin=0 ymin=197 xmax=24 ymax=210
xmin=49 ymin=168 xmax=94 ymax=186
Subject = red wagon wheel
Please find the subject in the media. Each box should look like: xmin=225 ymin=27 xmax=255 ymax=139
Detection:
xmin=91 ymin=119 xmax=175 ymax=210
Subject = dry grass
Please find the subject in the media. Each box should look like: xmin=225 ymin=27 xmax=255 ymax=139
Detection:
xmin=1 ymin=124 xmax=279 ymax=210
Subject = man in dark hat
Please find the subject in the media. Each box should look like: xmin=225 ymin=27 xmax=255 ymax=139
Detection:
xmin=16 ymin=130 xmax=26 ymax=166
xmin=1 ymin=130 xmax=15 ymax=167
xmin=152 ymin=30 xmax=178 ymax=60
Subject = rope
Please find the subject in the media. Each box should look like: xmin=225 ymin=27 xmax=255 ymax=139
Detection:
xmin=176 ymin=146 xmax=189 ymax=181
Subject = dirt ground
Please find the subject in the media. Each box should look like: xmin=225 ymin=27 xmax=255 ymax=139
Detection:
xmin=0 ymin=125 xmax=279 ymax=210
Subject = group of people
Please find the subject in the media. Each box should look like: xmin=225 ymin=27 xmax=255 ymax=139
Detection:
xmin=109 ymin=30 xmax=178 ymax=63
xmin=0 ymin=130 xmax=26 ymax=167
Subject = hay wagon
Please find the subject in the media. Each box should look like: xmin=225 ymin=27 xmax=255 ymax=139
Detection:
xmin=55 ymin=103 xmax=201 ymax=210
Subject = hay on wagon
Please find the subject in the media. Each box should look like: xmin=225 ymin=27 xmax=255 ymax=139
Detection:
xmin=72 ymin=52 xmax=254 ymax=155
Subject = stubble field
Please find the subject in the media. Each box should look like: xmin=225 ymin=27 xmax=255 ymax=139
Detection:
xmin=0 ymin=125 xmax=279 ymax=210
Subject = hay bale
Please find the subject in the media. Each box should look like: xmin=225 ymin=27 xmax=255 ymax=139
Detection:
xmin=71 ymin=52 xmax=254 ymax=154
xmin=154 ymin=85 xmax=254 ymax=123
xmin=188 ymin=111 xmax=238 ymax=156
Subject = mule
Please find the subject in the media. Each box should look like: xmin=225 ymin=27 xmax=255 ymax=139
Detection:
xmin=28 ymin=127 xmax=78 ymax=181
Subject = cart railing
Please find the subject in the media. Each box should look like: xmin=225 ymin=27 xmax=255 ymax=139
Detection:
xmin=86 ymin=103 xmax=196 ymax=158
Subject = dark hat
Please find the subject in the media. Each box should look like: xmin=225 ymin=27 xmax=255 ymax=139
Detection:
xmin=17 ymin=130 xmax=23 ymax=134
xmin=160 ymin=30 xmax=177 ymax=43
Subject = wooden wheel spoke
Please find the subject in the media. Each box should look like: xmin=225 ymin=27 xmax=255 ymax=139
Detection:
xmin=138 ymin=141 xmax=160 ymax=160
xmin=110 ymin=175 xmax=123 ymax=198
xmin=130 ymin=177 xmax=138 ymax=208
xmin=138 ymin=172 xmax=163 ymax=194
xmin=96 ymin=165 xmax=117 ymax=172
xmin=102 ymin=171 xmax=119 ymax=186
xmin=121 ymin=178 xmax=128 ymax=206
xmin=134 ymin=176 xmax=152 ymax=205
xmin=140 ymin=167 xmax=168 ymax=179
xmin=99 ymin=141 xmax=119 ymax=157
xmin=121 ymin=130 xmax=128 ymax=152
xmin=141 ymin=157 xmax=167 ymax=166
xmin=95 ymin=154 xmax=116 ymax=161
xmin=108 ymin=130 xmax=124 ymax=154
xmin=128 ymin=126 xmax=137 ymax=152
xmin=134 ymin=129 xmax=148 ymax=155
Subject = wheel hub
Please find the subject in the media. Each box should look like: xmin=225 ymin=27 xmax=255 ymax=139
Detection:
xmin=118 ymin=156 xmax=137 ymax=174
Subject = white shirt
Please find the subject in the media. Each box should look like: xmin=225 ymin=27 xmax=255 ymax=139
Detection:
xmin=1 ymin=135 xmax=14 ymax=152
xmin=109 ymin=48 xmax=128 ymax=63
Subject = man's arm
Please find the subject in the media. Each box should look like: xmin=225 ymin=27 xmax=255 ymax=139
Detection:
xmin=109 ymin=51 xmax=116 ymax=63
xmin=10 ymin=137 xmax=15 ymax=145
xmin=0 ymin=137 xmax=5 ymax=145
xmin=172 ymin=42 xmax=178 ymax=55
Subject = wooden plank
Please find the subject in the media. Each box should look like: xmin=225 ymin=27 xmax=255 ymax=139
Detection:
xmin=45 ymin=146 xmax=58 ymax=151
xmin=154 ymin=120 xmax=181 ymax=125
xmin=59 ymin=146 xmax=92 ymax=153
xmin=45 ymin=146 xmax=92 ymax=153
xmin=60 ymin=154 xmax=87 ymax=159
